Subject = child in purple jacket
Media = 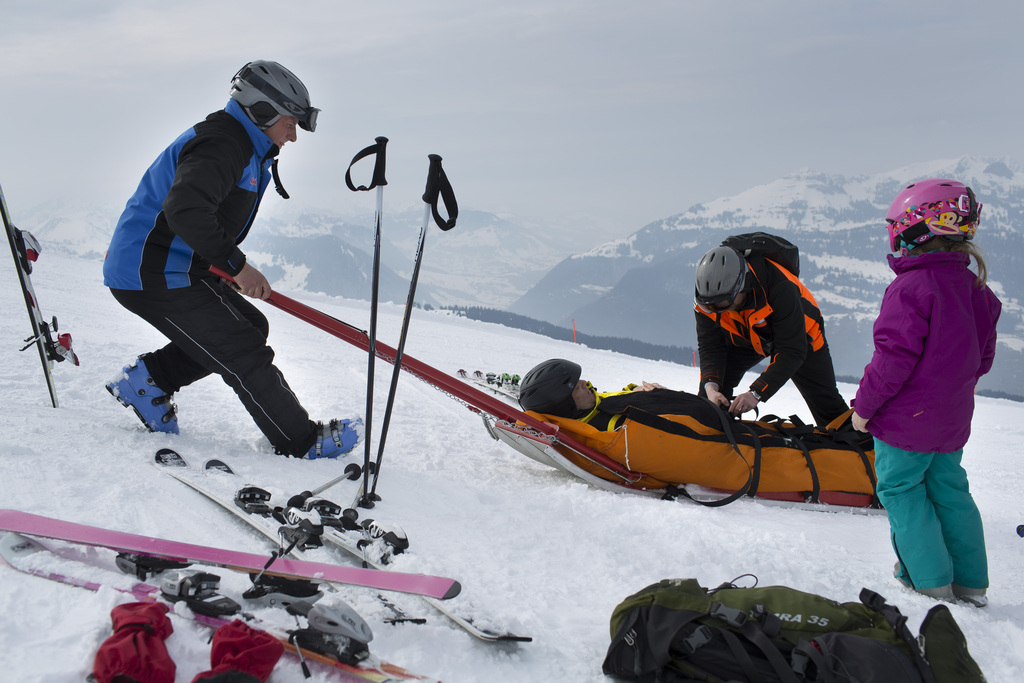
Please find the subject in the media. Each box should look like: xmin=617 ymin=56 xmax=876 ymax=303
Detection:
xmin=852 ymin=179 xmax=1001 ymax=606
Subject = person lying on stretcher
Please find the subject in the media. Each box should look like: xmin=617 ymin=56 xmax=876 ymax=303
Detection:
xmin=517 ymin=358 xmax=724 ymax=431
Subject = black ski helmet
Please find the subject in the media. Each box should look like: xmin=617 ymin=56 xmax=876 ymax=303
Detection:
xmin=518 ymin=359 xmax=581 ymax=417
xmin=230 ymin=60 xmax=320 ymax=132
xmin=695 ymin=246 xmax=747 ymax=310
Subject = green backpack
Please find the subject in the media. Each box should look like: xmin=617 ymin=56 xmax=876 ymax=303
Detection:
xmin=602 ymin=578 xmax=985 ymax=683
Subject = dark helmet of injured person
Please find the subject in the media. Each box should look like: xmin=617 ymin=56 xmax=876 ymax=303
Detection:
xmin=518 ymin=359 xmax=581 ymax=417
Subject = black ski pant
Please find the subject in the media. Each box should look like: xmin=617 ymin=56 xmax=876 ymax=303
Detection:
xmin=110 ymin=279 xmax=316 ymax=456
xmin=697 ymin=342 xmax=849 ymax=428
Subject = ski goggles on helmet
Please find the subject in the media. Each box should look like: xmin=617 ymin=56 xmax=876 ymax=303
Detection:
xmin=694 ymin=271 xmax=747 ymax=314
xmin=886 ymin=188 xmax=982 ymax=253
xmin=695 ymin=295 xmax=733 ymax=315
xmin=235 ymin=65 xmax=320 ymax=132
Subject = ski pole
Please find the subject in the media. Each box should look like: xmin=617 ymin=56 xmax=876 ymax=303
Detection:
xmin=343 ymin=137 xmax=389 ymax=510
xmin=358 ymin=154 xmax=457 ymax=508
xmin=284 ymin=463 xmax=362 ymax=510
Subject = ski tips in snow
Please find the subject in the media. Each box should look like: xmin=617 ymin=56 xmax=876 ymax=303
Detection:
xmin=458 ymin=368 xmax=521 ymax=402
xmin=204 ymin=459 xmax=233 ymax=474
xmin=439 ymin=580 xmax=463 ymax=601
xmin=155 ymin=448 xmax=187 ymax=467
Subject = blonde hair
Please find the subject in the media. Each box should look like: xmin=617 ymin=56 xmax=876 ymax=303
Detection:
xmin=910 ymin=238 xmax=988 ymax=287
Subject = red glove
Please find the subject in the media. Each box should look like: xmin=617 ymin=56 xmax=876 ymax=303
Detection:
xmin=92 ymin=602 xmax=176 ymax=683
xmin=192 ymin=620 xmax=284 ymax=683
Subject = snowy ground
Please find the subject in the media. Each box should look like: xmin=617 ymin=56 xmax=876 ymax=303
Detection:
xmin=1 ymin=251 xmax=1023 ymax=683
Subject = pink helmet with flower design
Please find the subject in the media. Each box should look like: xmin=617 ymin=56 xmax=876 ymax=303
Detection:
xmin=885 ymin=179 xmax=982 ymax=256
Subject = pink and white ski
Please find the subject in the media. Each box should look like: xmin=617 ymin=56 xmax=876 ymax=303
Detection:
xmin=0 ymin=509 xmax=460 ymax=600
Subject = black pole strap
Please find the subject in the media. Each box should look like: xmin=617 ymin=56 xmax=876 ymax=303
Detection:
xmin=271 ymin=159 xmax=290 ymax=199
xmin=421 ymin=154 xmax=458 ymax=231
xmin=345 ymin=137 xmax=389 ymax=192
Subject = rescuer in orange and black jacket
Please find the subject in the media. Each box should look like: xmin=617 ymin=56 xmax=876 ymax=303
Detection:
xmin=693 ymin=247 xmax=849 ymax=427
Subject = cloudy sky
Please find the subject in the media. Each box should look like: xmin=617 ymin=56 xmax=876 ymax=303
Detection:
xmin=2 ymin=0 xmax=1021 ymax=245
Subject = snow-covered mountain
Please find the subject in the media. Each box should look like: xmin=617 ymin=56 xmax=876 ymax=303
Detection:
xmin=15 ymin=200 xmax=584 ymax=311
xmin=509 ymin=156 xmax=1024 ymax=398
xmin=2 ymin=250 xmax=1023 ymax=682
xmin=13 ymin=155 xmax=1023 ymax=398
xmin=246 ymin=206 xmax=582 ymax=309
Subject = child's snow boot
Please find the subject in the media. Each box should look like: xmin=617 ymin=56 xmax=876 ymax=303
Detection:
xmin=914 ymin=584 xmax=956 ymax=602
xmin=894 ymin=562 xmax=956 ymax=602
xmin=106 ymin=357 xmax=179 ymax=434
xmin=305 ymin=418 xmax=363 ymax=459
xmin=952 ymin=584 xmax=988 ymax=608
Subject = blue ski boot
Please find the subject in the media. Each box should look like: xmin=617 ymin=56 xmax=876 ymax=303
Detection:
xmin=305 ymin=418 xmax=363 ymax=459
xmin=106 ymin=358 xmax=179 ymax=434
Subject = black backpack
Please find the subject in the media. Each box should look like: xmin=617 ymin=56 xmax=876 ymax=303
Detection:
xmin=722 ymin=233 xmax=800 ymax=277
xmin=602 ymin=578 xmax=986 ymax=683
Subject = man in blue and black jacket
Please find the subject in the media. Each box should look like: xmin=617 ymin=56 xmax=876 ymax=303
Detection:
xmin=103 ymin=60 xmax=361 ymax=460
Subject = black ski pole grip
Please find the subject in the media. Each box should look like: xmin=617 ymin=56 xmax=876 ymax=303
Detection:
xmin=345 ymin=136 xmax=389 ymax=192
xmin=422 ymin=154 xmax=458 ymax=231
xmin=287 ymin=491 xmax=312 ymax=509
xmin=370 ymin=136 xmax=389 ymax=188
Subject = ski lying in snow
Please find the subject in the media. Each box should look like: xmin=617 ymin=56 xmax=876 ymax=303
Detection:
xmin=0 ymin=508 xmax=461 ymax=600
xmin=156 ymin=449 xmax=425 ymax=626
xmin=1 ymin=180 xmax=79 ymax=408
xmin=0 ymin=532 xmax=437 ymax=683
xmin=155 ymin=448 xmax=532 ymax=642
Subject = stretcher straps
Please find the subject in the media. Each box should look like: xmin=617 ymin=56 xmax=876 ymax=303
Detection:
xmin=626 ymin=400 xmax=761 ymax=507
xmin=732 ymin=421 xmax=764 ymax=498
xmin=761 ymin=415 xmax=820 ymax=503
xmin=824 ymin=422 xmax=880 ymax=507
